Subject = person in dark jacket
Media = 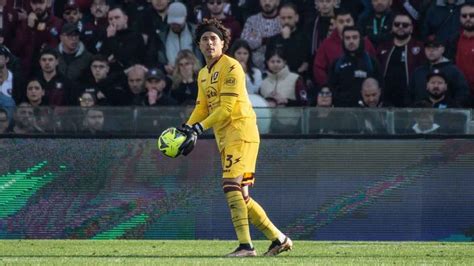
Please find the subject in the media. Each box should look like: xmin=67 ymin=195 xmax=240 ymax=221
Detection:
xmin=81 ymin=55 xmax=129 ymax=105
xmin=101 ymin=6 xmax=146 ymax=73
xmin=328 ymin=26 xmax=382 ymax=107
xmin=35 ymin=48 xmax=77 ymax=106
xmin=82 ymin=0 xmax=110 ymax=54
xmin=422 ymin=69 xmax=459 ymax=108
xmin=422 ymin=0 xmax=465 ymax=43
xmin=377 ymin=13 xmax=425 ymax=107
xmin=143 ymin=68 xmax=177 ymax=106
xmin=57 ymin=23 xmax=93 ymax=83
xmin=267 ymin=3 xmax=310 ymax=78
xmin=313 ymin=8 xmax=377 ymax=87
xmin=358 ymin=0 xmax=395 ymax=48
xmin=410 ymin=37 xmax=470 ymax=106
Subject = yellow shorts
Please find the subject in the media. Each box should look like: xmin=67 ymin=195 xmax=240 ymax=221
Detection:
xmin=221 ymin=141 xmax=259 ymax=185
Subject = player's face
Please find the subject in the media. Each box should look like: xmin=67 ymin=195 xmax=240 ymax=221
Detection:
xmin=199 ymin=32 xmax=224 ymax=60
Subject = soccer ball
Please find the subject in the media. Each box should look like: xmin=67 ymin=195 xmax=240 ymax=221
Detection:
xmin=157 ymin=127 xmax=187 ymax=158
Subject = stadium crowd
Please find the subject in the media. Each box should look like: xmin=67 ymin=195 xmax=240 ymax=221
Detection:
xmin=0 ymin=0 xmax=474 ymax=134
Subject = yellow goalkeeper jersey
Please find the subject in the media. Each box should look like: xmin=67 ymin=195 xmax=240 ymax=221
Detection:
xmin=187 ymin=54 xmax=260 ymax=151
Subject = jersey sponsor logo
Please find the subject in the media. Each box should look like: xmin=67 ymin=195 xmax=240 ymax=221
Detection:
xmin=206 ymin=86 xmax=218 ymax=99
xmin=211 ymin=72 xmax=219 ymax=84
xmin=224 ymin=77 xmax=236 ymax=86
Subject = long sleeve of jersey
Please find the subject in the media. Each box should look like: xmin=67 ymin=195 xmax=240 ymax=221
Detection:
xmin=187 ymin=81 xmax=209 ymax=126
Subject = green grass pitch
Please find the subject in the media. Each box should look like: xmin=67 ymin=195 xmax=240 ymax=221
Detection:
xmin=0 ymin=240 xmax=473 ymax=265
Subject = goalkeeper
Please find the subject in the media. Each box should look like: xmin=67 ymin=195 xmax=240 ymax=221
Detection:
xmin=179 ymin=18 xmax=293 ymax=257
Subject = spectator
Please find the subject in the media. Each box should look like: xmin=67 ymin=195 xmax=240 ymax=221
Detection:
xmin=57 ymin=23 xmax=93 ymax=83
xmin=260 ymin=48 xmax=308 ymax=107
xmin=125 ymin=64 xmax=147 ymax=105
xmin=316 ymin=85 xmax=333 ymax=107
xmin=422 ymin=0 xmax=464 ymax=43
xmin=13 ymin=0 xmax=63 ymax=77
xmin=358 ymin=77 xmax=389 ymax=134
xmin=102 ymin=5 xmax=146 ymax=72
xmin=170 ymin=49 xmax=200 ymax=105
xmin=377 ymin=13 xmax=424 ymax=107
xmin=328 ymin=26 xmax=381 ymax=107
xmin=0 ymin=107 xmax=9 ymax=133
xmin=12 ymin=102 xmax=43 ymax=134
xmin=0 ymin=0 xmax=23 ymax=47
xmin=62 ymin=1 xmax=83 ymax=28
xmin=0 ymin=88 xmax=15 ymax=122
xmin=422 ymin=69 xmax=459 ymax=108
xmin=81 ymin=108 xmax=104 ymax=134
xmin=141 ymin=0 xmax=170 ymax=44
xmin=120 ymin=0 xmax=148 ymax=32
xmin=447 ymin=3 xmax=474 ymax=105
xmin=143 ymin=68 xmax=177 ymax=106
xmin=313 ymin=8 xmax=377 ymax=87
xmin=79 ymin=91 xmax=97 ymax=107
xmin=240 ymin=0 xmax=282 ymax=70
xmin=145 ymin=2 xmax=200 ymax=74
xmin=0 ymin=45 xmax=22 ymax=103
xmin=338 ymin=0 xmax=369 ymax=19
xmin=409 ymin=101 xmax=441 ymax=134
xmin=359 ymin=77 xmax=389 ymax=107
xmin=82 ymin=55 xmax=128 ymax=105
xmin=229 ymin=39 xmax=262 ymax=95
xmin=358 ymin=0 xmax=394 ymax=48
xmin=25 ymin=79 xmax=46 ymax=107
xmin=391 ymin=0 xmax=432 ymax=35
xmin=411 ymin=37 xmax=470 ymax=106
xmin=197 ymin=0 xmax=242 ymax=45
xmin=267 ymin=3 xmax=310 ymax=77
xmin=310 ymin=85 xmax=361 ymax=134
xmin=305 ymin=0 xmax=337 ymax=57
xmin=82 ymin=0 xmax=109 ymax=54
xmin=36 ymin=48 xmax=77 ymax=106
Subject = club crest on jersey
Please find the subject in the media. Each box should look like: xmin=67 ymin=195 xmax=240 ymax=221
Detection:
xmin=225 ymin=77 xmax=236 ymax=86
xmin=211 ymin=72 xmax=219 ymax=84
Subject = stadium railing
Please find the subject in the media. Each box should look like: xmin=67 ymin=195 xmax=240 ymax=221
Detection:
xmin=0 ymin=106 xmax=471 ymax=136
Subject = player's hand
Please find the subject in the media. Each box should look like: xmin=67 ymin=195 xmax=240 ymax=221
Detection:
xmin=180 ymin=123 xmax=204 ymax=136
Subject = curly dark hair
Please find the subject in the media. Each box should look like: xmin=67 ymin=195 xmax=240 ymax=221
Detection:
xmin=195 ymin=18 xmax=231 ymax=53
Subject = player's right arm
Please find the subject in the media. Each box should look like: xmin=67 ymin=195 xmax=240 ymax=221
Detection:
xmin=186 ymin=72 xmax=208 ymax=126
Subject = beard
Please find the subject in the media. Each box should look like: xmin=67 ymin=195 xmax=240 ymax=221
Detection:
xmin=393 ymin=32 xmax=410 ymax=41
xmin=428 ymin=89 xmax=445 ymax=100
xmin=462 ymin=23 xmax=474 ymax=32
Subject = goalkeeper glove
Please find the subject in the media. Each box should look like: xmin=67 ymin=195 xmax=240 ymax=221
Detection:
xmin=177 ymin=123 xmax=203 ymax=156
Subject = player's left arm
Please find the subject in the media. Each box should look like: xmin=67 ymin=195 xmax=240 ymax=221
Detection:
xmin=199 ymin=66 xmax=243 ymax=130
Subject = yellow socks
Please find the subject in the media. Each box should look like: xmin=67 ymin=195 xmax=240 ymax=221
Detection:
xmin=223 ymin=182 xmax=252 ymax=246
xmin=246 ymin=197 xmax=281 ymax=241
